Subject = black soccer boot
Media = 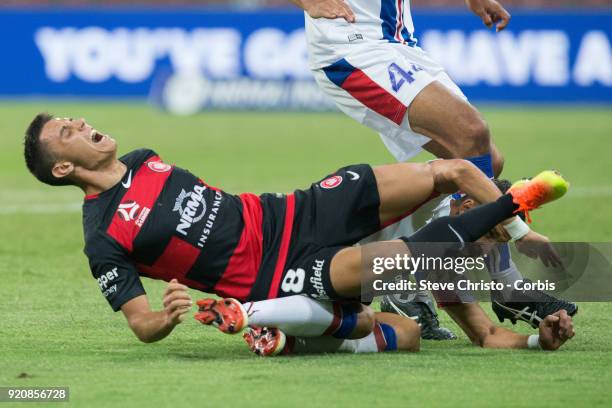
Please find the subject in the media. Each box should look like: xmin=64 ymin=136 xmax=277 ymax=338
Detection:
xmin=491 ymin=279 xmax=578 ymax=329
xmin=380 ymin=294 xmax=457 ymax=340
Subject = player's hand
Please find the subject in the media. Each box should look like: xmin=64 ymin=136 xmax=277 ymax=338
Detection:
xmin=538 ymin=310 xmax=575 ymax=351
xmin=515 ymin=230 xmax=563 ymax=268
xmin=465 ymin=0 xmax=511 ymax=32
xmin=162 ymin=279 xmax=193 ymax=327
xmin=302 ymin=0 xmax=356 ymax=23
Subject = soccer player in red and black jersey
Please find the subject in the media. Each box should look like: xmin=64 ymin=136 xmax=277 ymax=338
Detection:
xmin=23 ymin=114 xmax=574 ymax=352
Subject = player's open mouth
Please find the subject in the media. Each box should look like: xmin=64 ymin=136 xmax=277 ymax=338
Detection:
xmin=90 ymin=129 xmax=105 ymax=143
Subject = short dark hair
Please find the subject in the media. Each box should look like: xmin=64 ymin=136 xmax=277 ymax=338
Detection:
xmin=24 ymin=113 xmax=74 ymax=186
xmin=461 ymin=178 xmax=525 ymax=220
xmin=460 ymin=178 xmax=512 ymax=202
xmin=492 ymin=178 xmax=512 ymax=194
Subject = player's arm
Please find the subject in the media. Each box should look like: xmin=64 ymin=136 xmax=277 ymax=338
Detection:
xmin=289 ymin=0 xmax=355 ymax=23
xmin=465 ymin=0 xmax=511 ymax=32
xmin=444 ymin=302 xmax=575 ymax=350
xmin=88 ymin=234 xmax=191 ymax=343
xmin=121 ymin=279 xmax=192 ymax=343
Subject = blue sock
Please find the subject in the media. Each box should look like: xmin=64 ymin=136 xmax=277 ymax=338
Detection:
xmin=452 ymin=153 xmax=494 ymax=199
xmin=379 ymin=323 xmax=398 ymax=351
xmin=332 ymin=304 xmax=359 ymax=339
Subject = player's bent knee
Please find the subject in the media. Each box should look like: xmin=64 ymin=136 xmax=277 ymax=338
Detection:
xmin=329 ymin=247 xmax=364 ymax=298
xmin=461 ymin=118 xmax=491 ymax=156
xmin=491 ymin=146 xmax=505 ymax=177
xmin=395 ymin=320 xmax=421 ymax=352
xmin=448 ymin=114 xmax=491 ymax=158
xmin=375 ymin=312 xmax=421 ymax=352
xmin=349 ymin=305 xmax=376 ymax=339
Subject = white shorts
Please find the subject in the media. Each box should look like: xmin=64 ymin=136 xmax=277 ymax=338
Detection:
xmin=313 ymin=43 xmax=467 ymax=162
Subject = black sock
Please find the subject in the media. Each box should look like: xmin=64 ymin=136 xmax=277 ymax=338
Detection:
xmin=400 ymin=194 xmax=518 ymax=256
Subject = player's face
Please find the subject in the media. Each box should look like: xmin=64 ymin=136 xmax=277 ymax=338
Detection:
xmin=40 ymin=117 xmax=117 ymax=169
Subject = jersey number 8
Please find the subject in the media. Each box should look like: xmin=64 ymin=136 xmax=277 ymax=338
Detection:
xmin=281 ymin=268 xmax=305 ymax=293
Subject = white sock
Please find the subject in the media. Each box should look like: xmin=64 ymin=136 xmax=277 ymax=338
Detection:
xmin=243 ymin=296 xmax=340 ymax=337
xmin=487 ymin=244 xmax=524 ymax=297
xmin=290 ymin=326 xmax=388 ymax=354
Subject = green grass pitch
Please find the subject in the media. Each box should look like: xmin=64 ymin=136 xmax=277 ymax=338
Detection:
xmin=1 ymin=102 xmax=611 ymax=407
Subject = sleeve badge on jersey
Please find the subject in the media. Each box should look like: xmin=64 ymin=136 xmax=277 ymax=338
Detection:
xmin=320 ymin=175 xmax=343 ymax=189
xmin=148 ymin=161 xmax=172 ymax=173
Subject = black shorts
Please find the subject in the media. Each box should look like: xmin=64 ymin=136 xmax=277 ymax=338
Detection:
xmin=248 ymin=164 xmax=381 ymax=301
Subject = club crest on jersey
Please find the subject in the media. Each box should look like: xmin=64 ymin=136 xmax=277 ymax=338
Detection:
xmin=116 ymin=200 xmax=151 ymax=227
xmin=174 ymin=185 xmax=207 ymax=236
xmin=320 ymin=175 xmax=343 ymax=189
xmin=147 ymin=161 xmax=172 ymax=173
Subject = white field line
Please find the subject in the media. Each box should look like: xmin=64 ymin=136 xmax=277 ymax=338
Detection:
xmin=0 ymin=202 xmax=82 ymax=214
xmin=569 ymin=186 xmax=612 ymax=198
xmin=0 ymin=186 xmax=610 ymax=215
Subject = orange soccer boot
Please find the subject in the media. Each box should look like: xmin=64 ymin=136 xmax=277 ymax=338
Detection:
xmin=508 ymin=170 xmax=569 ymax=223
xmin=243 ymin=327 xmax=287 ymax=357
xmin=194 ymin=298 xmax=248 ymax=334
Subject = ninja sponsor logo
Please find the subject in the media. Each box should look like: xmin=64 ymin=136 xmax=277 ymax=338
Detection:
xmin=197 ymin=190 xmax=223 ymax=248
xmin=174 ymin=185 xmax=207 ymax=236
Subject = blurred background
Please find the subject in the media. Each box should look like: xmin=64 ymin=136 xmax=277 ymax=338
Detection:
xmin=1 ymin=0 xmax=610 ymax=227
xmin=1 ymin=0 xmax=610 ymax=207
xmin=2 ymin=1 xmax=612 ymax=6
xmin=0 ymin=0 xmax=609 ymax=112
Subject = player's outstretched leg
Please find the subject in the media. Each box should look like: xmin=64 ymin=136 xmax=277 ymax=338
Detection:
xmin=329 ymin=173 xmax=569 ymax=299
xmin=243 ymin=312 xmax=420 ymax=357
xmin=195 ymin=296 xmax=375 ymax=339
xmin=407 ymin=171 xmax=569 ymax=247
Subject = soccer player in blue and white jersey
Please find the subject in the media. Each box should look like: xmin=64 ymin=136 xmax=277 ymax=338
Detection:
xmin=290 ymin=0 xmax=576 ymax=337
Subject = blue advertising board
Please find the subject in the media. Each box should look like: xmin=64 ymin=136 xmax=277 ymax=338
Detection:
xmin=0 ymin=8 xmax=609 ymax=108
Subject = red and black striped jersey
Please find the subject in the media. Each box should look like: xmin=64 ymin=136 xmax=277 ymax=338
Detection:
xmin=83 ymin=149 xmax=269 ymax=311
